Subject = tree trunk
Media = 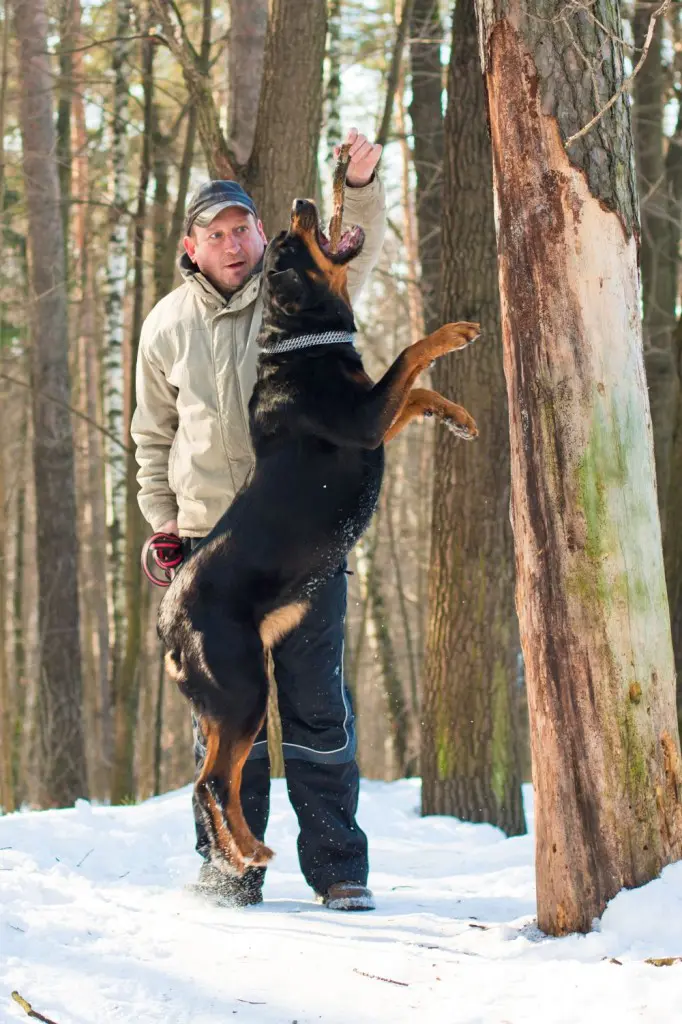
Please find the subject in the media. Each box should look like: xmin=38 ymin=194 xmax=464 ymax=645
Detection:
xmin=104 ymin=0 xmax=132 ymax=763
xmin=155 ymin=105 xmax=197 ymax=302
xmin=661 ymin=110 xmax=682 ymax=738
xmin=150 ymin=0 xmax=238 ymax=180
xmin=15 ymin=0 xmax=87 ymax=806
xmin=376 ymin=0 xmax=415 ymax=150
xmin=355 ymin=499 xmax=414 ymax=776
xmin=474 ymin=0 xmax=682 ymax=934
xmin=0 ymin=378 xmax=12 ymax=811
xmin=409 ymin=0 xmax=444 ymax=333
xmin=226 ymin=0 xmax=267 ymax=166
xmin=633 ymin=4 xmax=678 ymax=521
xmin=11 ymin=403 xmax=28 ymax=804
xmin=56 ymin=0 xmax=74 ymax=261
xmin=325 ymin=0 xmax=343 ymax=164
xmin=396 ymin=74 xmax=424 ymax=341
xmin=111 ymin=20 xmax=155 ymax=803
xmin=421 ymin=0 xmax=525 ymax=837
xmin=244 ymin=0 xmax=327 ymax=236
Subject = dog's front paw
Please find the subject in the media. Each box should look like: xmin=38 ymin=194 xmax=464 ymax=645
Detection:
xmin=428 ymin=321 xmax=480 ymax=359
xmin=244 ymin=841 xmax=275 ymax=869
xmin=443 ymin=411 xmax=478 ymax=440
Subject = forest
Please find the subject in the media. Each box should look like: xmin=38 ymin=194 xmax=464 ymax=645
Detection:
xmin=1 ymin=0 xmax=682 ymax=940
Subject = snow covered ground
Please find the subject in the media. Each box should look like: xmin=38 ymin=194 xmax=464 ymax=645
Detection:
xmin=1 ymin=780 xmax=681 ymax=1023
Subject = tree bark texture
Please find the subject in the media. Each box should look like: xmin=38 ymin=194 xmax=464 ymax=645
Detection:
xmin=661 ymin=119 xmax=682 ymax=736
xmin=15 ymin=0 xmax=87 ymax=806
xmin=151 ymin=0 xmax=238 ymax=180
xmin=356 ymin=501 xmax=414 ymax=777
xmin=244 ymin=0 xmax=327 ymax=236
xmin=409 ymin=0 xmax=444 ymax=333
xmin=421 ymin=0 xmax=525 ymax=837
xmin=111 ymin=24 xmax=155 ymax=804
xmin=104 ymin=0 xmax=132 ymax=733
xmin=475 ymin=0 xmax=682 ymax=933
xmin=376 ymin=0 xmax=415 ymax=150
xmin=155 ymin=105 xmax=197 ymax=301
xmin=226 ymin=0 xmax=267 ymax=166
xmin=325 ymin=0 xmax=343 ymax=164
xmin=633 ymin=5 xmax=678 ymax=520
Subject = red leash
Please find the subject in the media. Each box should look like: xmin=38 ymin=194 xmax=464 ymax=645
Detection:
xmin=141 ymin=532 xmax=185 ymax=587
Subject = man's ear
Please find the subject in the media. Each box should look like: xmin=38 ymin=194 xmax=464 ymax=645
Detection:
xmin=183 ymin=234 xmax=197 ymax=263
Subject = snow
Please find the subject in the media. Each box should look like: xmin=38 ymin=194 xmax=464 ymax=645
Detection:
xmin=2 ymin=781 xmax=682 ymax=1023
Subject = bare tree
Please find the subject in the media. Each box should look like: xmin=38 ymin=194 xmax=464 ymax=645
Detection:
xmin=226 ymin=0 xmax=268 ymax=166
xmin=633 ymin=3 xmax=679 ymax=520
xmin=409 ymin=0 xmax=443 ymax=333
xmin=421 ymin=0 xmax=525 ymax=837
xmin=152 ymin=0 xmax=327 ymax=236
xmin=243 ymin=0 xmax=327 ymax=233
xmin=15 ymin=0 xmax=87 ymax=806
xmin=474 ymin=0 xmax=682 ymax=933
xmin=104 ymin=0 xmax=133 ymax=766
xmin=112 ymin=12 xmax=156 ymax=803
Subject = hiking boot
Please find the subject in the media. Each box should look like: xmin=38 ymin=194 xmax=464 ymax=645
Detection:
xmin=315 ymin=881 xmax=375 ymax=911
xmin=188 ymin=861 xmax=264 ymax=907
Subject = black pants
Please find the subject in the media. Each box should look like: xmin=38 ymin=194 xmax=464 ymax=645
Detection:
xmin=190 ymin=545 xmax=368 ymax=894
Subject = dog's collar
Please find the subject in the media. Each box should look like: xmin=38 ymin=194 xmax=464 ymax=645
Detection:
xmin=264 ymin=330 xmax=355 ymax=355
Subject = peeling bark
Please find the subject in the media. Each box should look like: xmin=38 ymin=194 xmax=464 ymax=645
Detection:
xmin=476 ymin=0 xmax=682 ymax=934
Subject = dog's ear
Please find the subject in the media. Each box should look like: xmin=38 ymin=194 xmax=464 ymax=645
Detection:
xmin=268 ymin=267 xmax=306 ymax=313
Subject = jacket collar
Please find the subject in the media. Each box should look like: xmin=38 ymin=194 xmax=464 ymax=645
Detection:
xmin=179 ymin=252 xmax=262 ymax=313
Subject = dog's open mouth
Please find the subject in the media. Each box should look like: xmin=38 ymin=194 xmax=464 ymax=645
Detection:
xmin=317 ymin=223 xmax=365 ymax=261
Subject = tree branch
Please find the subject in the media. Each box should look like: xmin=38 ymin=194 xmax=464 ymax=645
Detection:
xmin=0 ymin=373 xmax=132 ymax=454
xmin=11 ymin=991 xmax=61 ymax=1024
xmin=50 ymin=33 xmax=162 ymax=55
xmin=564 ymin=0 xmax=671 ymax=149
xmin=376 ymin=0 xmax=415 ymax=149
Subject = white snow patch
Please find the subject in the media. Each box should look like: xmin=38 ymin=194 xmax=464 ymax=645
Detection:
xmin=1 ymin=780 xmax=681 ymax=1022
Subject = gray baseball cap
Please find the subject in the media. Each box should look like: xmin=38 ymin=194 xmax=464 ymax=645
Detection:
xmin=185 ymin=180 xmax=258 ymax=234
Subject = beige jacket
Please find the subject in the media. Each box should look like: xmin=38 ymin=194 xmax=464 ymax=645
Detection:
xmin=131 ymin=176 xmax=386 ymax=537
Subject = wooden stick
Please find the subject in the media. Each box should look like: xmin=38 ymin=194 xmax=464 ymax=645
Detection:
xmin=353 ymin=968 xmax=409 ymax=987
xmin=328 ymin=142 xmax=351 ymax=252
xmin=11 ymin=991 xmax=61 ymax=1024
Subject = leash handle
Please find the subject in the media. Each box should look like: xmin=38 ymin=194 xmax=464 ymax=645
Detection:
xmin=142 ymin=532 xmax=185 ymax=588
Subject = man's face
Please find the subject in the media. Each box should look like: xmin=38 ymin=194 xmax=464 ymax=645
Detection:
xmin=183 ymin=206 xmax=267 ymax=293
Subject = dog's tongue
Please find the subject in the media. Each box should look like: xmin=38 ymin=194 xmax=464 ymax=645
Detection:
xmin=319 ymin=225 xmax=363 ymax=256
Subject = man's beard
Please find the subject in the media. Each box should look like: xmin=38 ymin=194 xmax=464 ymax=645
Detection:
xmin=216 ymin=254 xmax=265 ymax=300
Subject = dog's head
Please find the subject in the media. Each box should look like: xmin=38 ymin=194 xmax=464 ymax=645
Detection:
xmin=260 ymin=198 xmax=365 ymax=337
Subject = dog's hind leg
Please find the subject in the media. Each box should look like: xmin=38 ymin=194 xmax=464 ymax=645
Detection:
xmin=195 ymin=711 xmax=274 ymax=875
xmin=178 ymin=621 xmax=274 ymax=876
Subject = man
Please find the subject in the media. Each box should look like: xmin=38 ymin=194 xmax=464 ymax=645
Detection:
xmin=131 ymin=128 xmax=385 ymax=911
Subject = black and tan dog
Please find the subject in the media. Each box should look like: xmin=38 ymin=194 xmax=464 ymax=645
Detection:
xmin=158 ymin=198 xmax=479 ymax=876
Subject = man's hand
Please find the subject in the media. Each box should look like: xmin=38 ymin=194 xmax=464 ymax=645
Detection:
xmin=335 ymin=127 xmax=382 ymax=188
xmin=158 ymin=518 xmax=179 ymax=536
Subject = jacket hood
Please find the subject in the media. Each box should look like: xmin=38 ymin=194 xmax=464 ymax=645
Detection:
xmin=179 ymin=251 xmax=264 ymax=313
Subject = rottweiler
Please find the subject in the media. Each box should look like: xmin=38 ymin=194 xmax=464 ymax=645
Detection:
xmin=158 ymin=197 xmax=480 ymax=876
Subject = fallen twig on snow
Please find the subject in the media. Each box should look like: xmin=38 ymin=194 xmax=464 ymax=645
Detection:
xmin=645 ymin=957 xmax=682 ymax=967
xmin=11 ymin=991 xmax=61 ymax=1023
xmin=353 ymin=968 xmax=409 ymax=987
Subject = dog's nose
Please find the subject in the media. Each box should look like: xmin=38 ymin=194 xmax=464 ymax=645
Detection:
xmin=292 ymin=198 xmax=307 ymax=214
